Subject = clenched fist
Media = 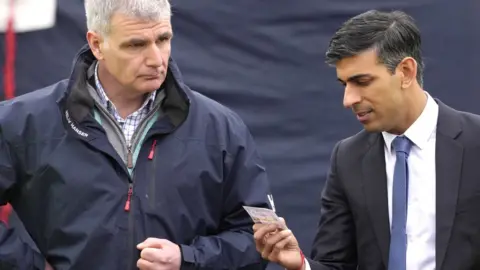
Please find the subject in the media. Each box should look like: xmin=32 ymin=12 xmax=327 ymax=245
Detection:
xmin=136 ymin=238 xmax=181 ymax=270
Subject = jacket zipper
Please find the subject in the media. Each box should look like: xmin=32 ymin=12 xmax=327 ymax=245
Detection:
xmin=126 ymin=169 xmax=135 ymax=269
xmin=92 ymin=90 xmax=161 ymax=269
xmin=125 ymin=146 xmax=134 ymax=211
xmin=121 ymin=103 xmax=161 ymax=269
xmin=127 ymin=145 xmax=133 ymax=169
xmin=125 ymin=145 xmax=135 ymax=268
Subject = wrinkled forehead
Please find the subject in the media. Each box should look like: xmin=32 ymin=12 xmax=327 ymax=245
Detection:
xmin=108 ymin=12 xmax=172 ymax=41
xmin=335 ymin=50 xmax=385 ymax=81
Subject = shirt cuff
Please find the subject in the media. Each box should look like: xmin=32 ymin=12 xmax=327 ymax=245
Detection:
xmin=304 ymin=258 xmax=311 ymax=270
xmin=285 ymin=258 xmax=310 ymax=270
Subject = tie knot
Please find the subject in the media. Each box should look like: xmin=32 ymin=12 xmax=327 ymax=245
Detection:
xmin=392 ymin=135 xmax=412 ymax=156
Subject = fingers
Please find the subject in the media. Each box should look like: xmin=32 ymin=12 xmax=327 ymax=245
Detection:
xmin=267 ymin=234 xmax=293 ymax=261
xmin=253 ymin=217 xmax=287 ymax=232
xmin=137 ymin=258 xmax=154 ymax=269
xmin=137 ymin=237 xmax=170 ymax=249
xmin=272 ymin=233 xmax=292 ymax=250
xmin=253 ymin=224 xmax=280 ymax=251
xmin=261 ymin=229 xmax=293 ymax=259
xmin=254 ymin=223 xmax=282 ymax=239
xmin=140 ymin=247 xmax=171 ymax=263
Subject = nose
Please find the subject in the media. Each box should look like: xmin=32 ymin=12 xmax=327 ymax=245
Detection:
xmin=144 ymin=44 xmax=164 ymax=68
xmin=343 ymin=85 xmax=362 ymax=108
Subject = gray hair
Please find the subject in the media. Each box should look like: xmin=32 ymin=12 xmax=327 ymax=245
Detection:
xmin=85 ymin=0 xmax=171 ymax=36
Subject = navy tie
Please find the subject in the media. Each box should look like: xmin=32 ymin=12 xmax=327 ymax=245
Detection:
xmin=388 ymin=136 xmax=413 ymax=270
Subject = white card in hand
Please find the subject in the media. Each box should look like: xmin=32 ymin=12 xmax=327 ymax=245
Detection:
xmin=243 ymin=206 xmax=286 ymax=229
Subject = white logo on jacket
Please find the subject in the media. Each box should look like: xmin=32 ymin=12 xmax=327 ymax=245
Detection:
xmin=65 ymin=110 xmax=88 ymax=138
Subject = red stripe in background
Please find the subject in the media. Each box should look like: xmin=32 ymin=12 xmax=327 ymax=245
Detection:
xmin=4 ymin=0 xmax=16 ymax=100
xmin=0 ymin=0 xmax=16 ymax=225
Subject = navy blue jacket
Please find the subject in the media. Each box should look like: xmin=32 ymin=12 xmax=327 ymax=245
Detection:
xmin=0 ymin=45 xmax=272 ymax=269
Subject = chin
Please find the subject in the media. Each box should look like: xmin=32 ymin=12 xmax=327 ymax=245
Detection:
xmin=362 ymin=122 xmax=384 ymax=133
xmin=138 ymin=80 xmax=163 ymax=93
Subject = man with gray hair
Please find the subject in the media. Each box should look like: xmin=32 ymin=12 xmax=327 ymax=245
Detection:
xmin=0 ymin=0 xmax=273 ymax=269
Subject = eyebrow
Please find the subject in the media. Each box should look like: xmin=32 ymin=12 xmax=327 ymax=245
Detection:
xmin=120 ymin=31 xmax=173 ymax=47
xmin=158 ymin=31 xmax=173 ymax=40
xmin=337 ymin=74 xmax=373 ymax=84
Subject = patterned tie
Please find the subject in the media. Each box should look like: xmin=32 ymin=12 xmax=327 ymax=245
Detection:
xmin=388 ymin=136 xmax=413 ymax=270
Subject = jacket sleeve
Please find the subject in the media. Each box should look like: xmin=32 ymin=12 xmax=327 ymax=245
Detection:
xmin=179 ymin=120 xmax=271 ymax=270
xmin=0 ymin=130 xmax=46 ymax=270
xmin=307 ymin=141 xmax=358 ymax=270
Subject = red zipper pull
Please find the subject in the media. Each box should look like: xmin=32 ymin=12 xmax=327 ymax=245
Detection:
xmin=148 ymin=140 xmax=157 ymax=160
xmin=124 ymin=184 xmax=133 ymax=212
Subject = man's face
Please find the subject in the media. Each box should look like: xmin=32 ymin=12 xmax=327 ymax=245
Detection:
xmin=336 ymin=50 xmax=405 ymax=133
xmin=90 ymin=13 xmax=173 ymax=94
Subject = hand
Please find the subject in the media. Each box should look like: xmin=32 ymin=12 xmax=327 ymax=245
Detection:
xmin=253 ymin=218 xmax=304 ymax=270
xmin=45 ymin=261 xmax=53 ymax=270
xmin=136 ymin=238 xmax=181 ymax=270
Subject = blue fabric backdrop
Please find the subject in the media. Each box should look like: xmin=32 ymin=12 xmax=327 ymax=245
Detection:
xmin=1 ymin=0 xmax=479 ymax=268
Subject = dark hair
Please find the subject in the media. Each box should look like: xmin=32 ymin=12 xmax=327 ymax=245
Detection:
xmin=325 ymin=10 xmax=424 ymax=86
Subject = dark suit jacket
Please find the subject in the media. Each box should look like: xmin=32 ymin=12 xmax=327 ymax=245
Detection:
xmin=308 ymin=100 xmax=480 ymax=270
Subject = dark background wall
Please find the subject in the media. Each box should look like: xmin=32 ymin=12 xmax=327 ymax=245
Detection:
xmin=1 ymin=0 xmax=479 ymax=268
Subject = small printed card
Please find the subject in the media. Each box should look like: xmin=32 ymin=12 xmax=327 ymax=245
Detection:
xmin=243 ymin=206 xmax=286 ymax=229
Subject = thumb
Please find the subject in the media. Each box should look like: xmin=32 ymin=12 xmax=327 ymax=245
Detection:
xmin=137 ymin=238 xmax=171 ymax=249
xmin=278 ymin=217 xmax=287 ymax=228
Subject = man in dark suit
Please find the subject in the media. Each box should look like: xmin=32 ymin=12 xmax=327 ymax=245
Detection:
xmin=253 ymin=10 xmax=480 ymax=270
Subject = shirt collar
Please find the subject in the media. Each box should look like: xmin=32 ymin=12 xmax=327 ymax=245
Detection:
xmin=93 ymin=61 xmax=157 ymax=113
xmin=382 ymin=92 xmax=439 ymax=154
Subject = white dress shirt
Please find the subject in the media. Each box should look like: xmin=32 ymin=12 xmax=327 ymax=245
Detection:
xmin=304 ymin=92 xmax=438 ymax=270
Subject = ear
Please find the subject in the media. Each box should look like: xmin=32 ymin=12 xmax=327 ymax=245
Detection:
xmin=396 ymin=57 xmax=418 ymax=89
xmin=86 ymin=31 xmax=105 ymax=60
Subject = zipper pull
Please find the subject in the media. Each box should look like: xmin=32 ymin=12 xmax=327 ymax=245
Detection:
xmin=124 ymin=184 xmax=133 ymax=212
xmin=148 ymin=140 xmax=157 ymax=160
xmin=127 ymin=146 xmax=133 ymax=169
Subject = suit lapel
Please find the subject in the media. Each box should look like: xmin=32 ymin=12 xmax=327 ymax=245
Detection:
xmin=362 ymin=133 xmax=390 ymax=267
xmin=435 ymin=101 xmax=463 ymax=269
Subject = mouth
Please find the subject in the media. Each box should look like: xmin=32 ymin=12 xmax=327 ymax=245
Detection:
xmin=356 ymin=110 xmax=372 ymax=116
xmin=141 ymin=75 xmax=160 ymax=79
xmin=355 ymin=109 xmax=373 ymax=122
